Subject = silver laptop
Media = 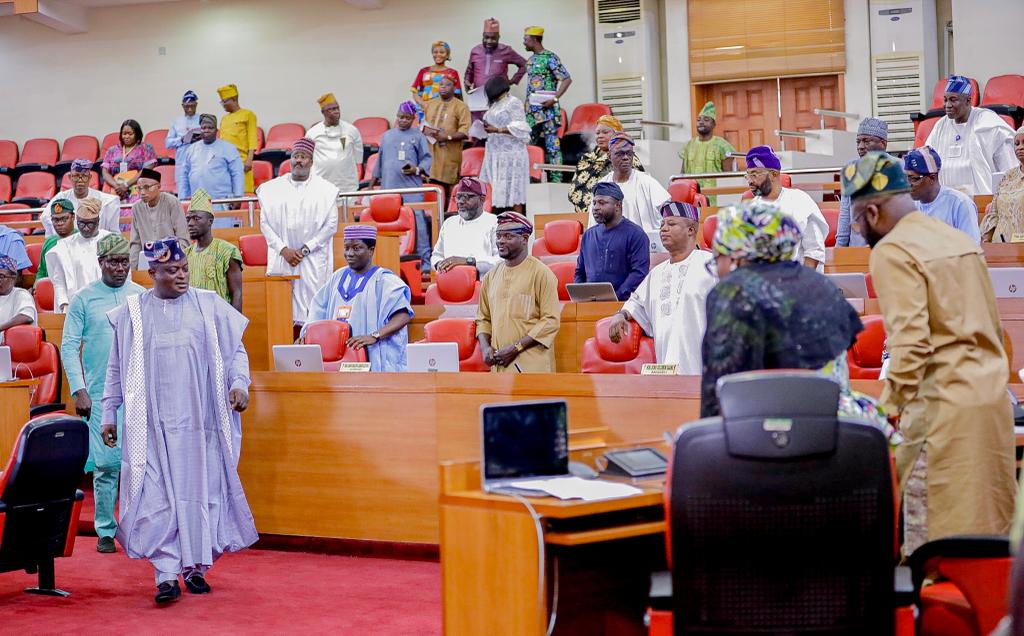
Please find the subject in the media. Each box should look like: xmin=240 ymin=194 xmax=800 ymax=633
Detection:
xmin=405 ymin=342 xmax=459 ymax=372
xmin=272 ymin=344 xmax=325 ymax=372
xmin=481 ymin=400 xmax=569 ymax=493
xmin=827 ymin=273 xmax=869 ymax=298
xmin=989 ymin=268 xmax=1024 ymax=298
xmin=646 ymin=231 xmax=667 ymax=254
xmin=0 ymin=346 xmax=12 ymax=381
xmin=566 ymin=282 xmax=618 ymax=302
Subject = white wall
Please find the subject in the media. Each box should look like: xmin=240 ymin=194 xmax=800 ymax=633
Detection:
xmin=0 ymin=0 xmax=596 ymax=145
xmin=951 ymin=0 xmax=1024 ymax=86
xmin=843 ymin=0 xmax=873 ymax=125
xmin=662 ymin=0 xmax=692 ymax=142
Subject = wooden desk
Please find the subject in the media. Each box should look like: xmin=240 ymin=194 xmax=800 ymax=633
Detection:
xmin=0 ymin=380 xmax=39 ymax=460
xmin=827 ymin=244 xmax=1024 ymax=273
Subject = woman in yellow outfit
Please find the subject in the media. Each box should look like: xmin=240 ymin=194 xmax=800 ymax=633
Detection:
xmin=217 ymin=84 xmax=258 ymax=193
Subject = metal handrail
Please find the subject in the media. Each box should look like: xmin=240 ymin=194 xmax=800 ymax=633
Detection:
xmin=776 ymin=130 xmax=821 ymax=139
xmin=813 ymin=108 xmax=859 ymax=120
xmin=639 ymin=120 xmax=686 ymax=129
xmin=533 ymin=163 xmax=577 ymax=173
xmin=670 ymin=166 xmax=845 ymax=180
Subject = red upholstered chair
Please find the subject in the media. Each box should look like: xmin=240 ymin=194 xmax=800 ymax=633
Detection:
xmin=238 ymin=234 xmax=268 ymax=267
xmin=567 ymin=103 xmax=613 ymax=134
xmin=16 ymin=138 xmax=59 ymax=172
xmin=277 ymin=160 xmax=292 ymax=177
xmin=982 ymin=74 xmax=1024 ymax=107
xmin=360 ymin=153 xmax=378 ymax=186
xmin=822 ymin=208 xmax=839 ymax=247
xmin=99 ymin=132 xmax=119 ymax=157
xmin=33 ymin=279 xmax=54 ymax=313
xmin=930 ymin=77 xmax=980 ymax=109
xmin=59 ymin=135 xmax=99 ymax=163
xmin=360 ymin=194 xmax=424 ymax=300
xmin=424 ymin=265 xmax=480 ymax=305
xmin=354 ymin=117 xmax=390 ymax=149
xmin=446 ymin=180 xmax=493 ymax=213
xmin=0 ymin=204 xmax=32 ymax=235
xmin=257 ymin=123 xmax=306 ymax=165
xmin=7 ymin=325 xmax=60 ymax=407
xmin=528 ymin=145 xmax=545 ymax=182
xmin=581 ymin=316 xmax=656 ymax=374
xmin=252 ymin=160 xmax=274 ymax=191
xmin=0 ymin=174 xmax=10 ymax=204
xmin=155 ymin=165 xmax=177 ymax=194
xmin=547 ymin=260 xmax=575 ymax=301
xmin=144 ymin=129 xmax=172 ymax=162
xmin=460 ymin=147 xmax=485 ymax=178
xmin=303 ymin=320 xmax=368 ymax=371
xmin=865 ymin=272 xmax=877 ymax=298
xmin=12 ymin=172 xmax=56 ymax=208
xmin=914 ymin=116 xmax=941 ymax=148
xmin=668 ymin=179 xmax=698 ymax=204
xmin=60 ymin=170 xmax=99 ymax=191
xmin=25 ymin=242 xmax=42 ymax=275
xmin=0 ymin=413 xmax=88 ymax=596
xmin=422 ymin=318 xmax=489 ymax=371
xmin=532 ymin=220 xmax=582 ymax=257
xmin=0 ymin=140 xmax=18 ymax=171
xmin=700 ymin=215 xmax=717 ymax=250
xmin=847 ymin=314 xmax=886 ymax=379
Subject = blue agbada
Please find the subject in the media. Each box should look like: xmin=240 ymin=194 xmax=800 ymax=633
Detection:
xmin=166 ymin=113 xmax=201 ymax=189
xmin=303 ymin=266 xmax=414 ymax=371
xmin=574 ymin=217 xmax=650 ymax=300
xmin=178 ymin=139 xmax=245 ymax=203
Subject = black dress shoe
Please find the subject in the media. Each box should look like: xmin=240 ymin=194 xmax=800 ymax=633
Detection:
xmin=155 ymin=581 xmax=181 ymax=604
xmin=184 ymin=573 xmax=211 ymax=594
xmin=96 ymin=537 xmax=116 ymax=553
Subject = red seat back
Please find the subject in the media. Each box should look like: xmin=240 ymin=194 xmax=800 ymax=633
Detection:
xmin=668 ymin=179 xmax=699 ymax=204
xmin=0 ymin=140 xmax=18 ymax=169
xmin=362 ymin=195 xmax=416 ymax=256
xmin=424 ymin=266 xmax=479 ymax=305
xmin=528 ymin=145 xmax=545 ymax=182
xmin=847 ymin=314 xmax=886 ymax=379
xmin=546 ymin=260 xmax=575 ymax=301
xmin=915 ymin=116 xmax=941 ymax=147
xmin=7 ymin=325 xmax=59 ymax=405
xmin=865 ymin=272 xmax=876 ymax=298
xmin=982 ymin=74 xmax=1024 ymax=107
xmin=580 ymin=316 xmax=657 ymax=374
xmin=531 ymin=220 xmax=582 ymax=257
xmin=277 ymin=160 xmax=292 ymax=176
xmin=265 ymin=123 xmax=306 ymax=151
xmin=447 ymin=180 xmax=493 ymax=213
xmin=363 ymin=153 xmax=378 ymax=182
xmin=822 ymin=208 xmax=839 ymax=248
xmin=60 ymin=135 xmax=99 ymax=163
xmin=0 ymin=174 xmax=10 ymax=203
xmin=304 ymin=320 xmax=367 ymax=370
xmin=155 ymin=165 xmax=177 ymax=193
xmin=931 ymin=77 xmax=981 ymax=109
xmin=144 ymin=129 xmax=171 ymax=160
xmin=60 ymin=170 xmax=99 ymax=191
xmin=924 ymin=556 xmax=1014 ymax=635
xmin=701 ymin=215 xmax=717 ymax=250
xmin=557 ymin=110 xmax=568 ymax=138
xmin=460 ymin=147 xmax=485 ymax=178
xmin=34 ymin=278 xmax=54 ymax=312
xmin=26 ymin=242 xmax=42 ymax=274
xmin=238 ymin=234 xmax=268 ymax=266
xmin=18 ymin=138 xmax=58 ymax=167
xmin=252 ymin=160 xmax=274 ymax=191
xmin=100 ymin=132 xmax=120 ymax=157
xmin=423 ymin=318 xmax=489 ymax=371
xmin=14 ymin=172 xmax=56 ymax=200
xmin=354 ymin=117 xmax=390 ymax=147
xmin=998 ymin=113 xmax=1015 ymax=129
xmin=567 ymin=103 xmax=612 ymax=134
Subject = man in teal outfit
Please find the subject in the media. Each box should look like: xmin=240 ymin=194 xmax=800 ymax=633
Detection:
xmin=60 ymin=233 xmax=144 ymax=553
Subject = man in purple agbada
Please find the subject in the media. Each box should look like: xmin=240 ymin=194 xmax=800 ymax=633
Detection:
xmin=100 ymin=236 xmax=256 ymax=604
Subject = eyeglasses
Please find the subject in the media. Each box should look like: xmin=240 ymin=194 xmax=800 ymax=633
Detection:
xmin=0 ymin=273 xmax=17 ymax=282
xmin=905 ymin=174 xmax=933 ymax=184
xmin=744 ymin=169 xmax=770 ymax=179
xmin=102 ymin=259 xmax=131 ymax=271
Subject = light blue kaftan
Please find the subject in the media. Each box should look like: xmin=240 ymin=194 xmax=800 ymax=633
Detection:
xmin=166 ymin=113 xmax=201 ymax=191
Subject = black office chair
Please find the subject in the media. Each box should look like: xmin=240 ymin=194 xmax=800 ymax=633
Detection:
xmin=0 ymin=414 xmax=88 ymax=597
xmin=664 ymin=371 xmax=898 ymax=635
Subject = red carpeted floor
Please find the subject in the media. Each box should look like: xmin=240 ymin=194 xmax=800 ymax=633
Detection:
xmin=0 ymin=536 xmax=441 ymax=635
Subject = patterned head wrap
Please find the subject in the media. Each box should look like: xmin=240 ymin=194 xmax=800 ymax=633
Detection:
xmin=592 ymin=182 xmax=624 ymax=201
xmin=318 ymin=92 xmax=338 ymax=108
xmin=857 ymin=117 xmax=888 ymax=140
xmin=524 ymin=26 xmax=544 ymax=37
xmin=96 ymin=234 xmax=130 ymax=258
xmin=76 ymin=197 xmax=101 ymax=219
xmin=745 ymin=145 xmax=782 ymax=171
xmin=595 ymin=115 xmax=623 ymax=132
xmin=458 ymin=176 xmax=485 ymax=196
xmin=189 ymin=188 xmax=214 ymax=216
xmin=483 ymin=18 xmax=500 ymax=34
xmin=216 ymin=84 xmax=239 ymax=100
xmin=840 ymin=151 xmax=911 ymax=200
xmin=903 ymin=146 xmax=942 ymax=175
xmin=139 ymin=167 xmax=162 ymax=183
xmin=432 ymin=41 xmax=451 ymax=61
xmin=398 ymin=101 xmax=418 ymax=116
xmin=50 ymin=198 xmax=74 ymax=214
xmin=944 ymin=75 xmax=972 ymax=96
xmin=344 ymin=225 xmax=378 ymax=241
xmin=182 ymin=90 xmax=198 ymax=103
xmin=69 ymin=158 xmax=93 ymax=173
xmin=199 ymin=113 xmax=217 ymax=127
xmin=712 ymin=200 xmax=802 ymax=263
xmin=291 ymin=137 xmax=316 ymax=157
xmin=143 ymin=237 xmax=187 ymax=264
xmin=608 ymin=131 xmax=635 ymax=149
xmin=0 ymin=256 xmax=18 ymax=274
xmin=659 ymin=201 xmax=700 ymax=221
xmin=698 ymin=101 xmax=716 ymax=120
xmin=495 ymin=211 xmax=533 ymax=235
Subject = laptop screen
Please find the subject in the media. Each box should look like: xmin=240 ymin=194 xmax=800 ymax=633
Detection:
xmin=482 ymin=401 xmax=569 ymax=482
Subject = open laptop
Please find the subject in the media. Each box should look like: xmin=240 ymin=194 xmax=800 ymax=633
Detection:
xmin=646 ymin=231 xmax=667 ymax=254
xmin=566 ymin=282 xmax=618 ymax=303
xmin=0 ymin=346 xmax=12 ymax=382
xmin=481 ymin=400 xmax=569 ymax=493
xmin=827 ymin=273 xmax=869 ymax=298
xmin=272 ymin=344 xmax=325 ymax=372
xmin=406 ymin=342 xmax=459 ymax=372
xmin=989 ymin=268 xmax=1024 ymax=298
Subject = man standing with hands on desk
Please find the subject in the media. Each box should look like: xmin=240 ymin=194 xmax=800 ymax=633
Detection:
xmin=477 ymin=212 xmax=561 ymax=372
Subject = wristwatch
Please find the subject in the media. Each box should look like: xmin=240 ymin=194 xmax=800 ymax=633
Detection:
xmin=371 ymin=330 xmax=382 ymax=341
xmin=513 ymin=341 xmax=525 ymax=353
xmin=466 ymin=256 xmax=477 ymax=267
xmin=447 ymin=134 xmax=453 ymax=142
xmin=299 ymin=245 xmax=311 ymax=256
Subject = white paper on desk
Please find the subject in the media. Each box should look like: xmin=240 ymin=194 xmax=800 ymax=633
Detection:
xmin=468 ymin=119 xmax=488 ymax=140
xmin=507 ymin=476 xmax=643 ymax=501
xmin=466 ymin=87 xmax=489 ymax=112
xmin=528 ymin=91 xmax=557 ymax=107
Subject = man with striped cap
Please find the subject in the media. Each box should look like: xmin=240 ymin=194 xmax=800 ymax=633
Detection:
xmin=258 ymin=137 xmax=340 ymax=328
xmin=61 ymin=233 xmax=144 ymax=553
xmin=185 ymin=189 xmax=243 ymax=310
xmin=607 ymin=201 xmax=716 ymax=374
xmin=903 ymin=145 xmax=980 ymax=242
xmin=593 ymin=132 xmax=671 ymax=232
xmin=46 ymin=197 xmax=114 ymax=312
xmin=476 ymin=211 xmax=561 ymax=372
xmin=45 ymin=158 xmax=121 ymax=237
xmin=303 ymin=224 xmax=413 ymax=371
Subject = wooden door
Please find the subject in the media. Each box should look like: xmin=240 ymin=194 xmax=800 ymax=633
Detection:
xmin=779 ymin=75 xmax=846 ymax=151
xmin=696 ymin=80 xmax=780 ymax=153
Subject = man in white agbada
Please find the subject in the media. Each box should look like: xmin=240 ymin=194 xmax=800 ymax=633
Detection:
xmin=257 ymin=137 xmax=339 ymax=326
xmin=0 ymin=256 xmax=35 ymax=340
xmin=593 ymin=133 xmax=670 ymax=232
xmin=606 ymin=201 xmax=715 ymax=374
xmin=43 ymin=159 xmax=121 ymax=236
xmin=46 ymin=197 xmax=113 ymax=313
xmin=745 ymin=145 xmax=828 ymax=271
xmin=307 ymin=92 xmax=363 ymax=195
xmin=925 ymin=74 xmax=1016 ymax=196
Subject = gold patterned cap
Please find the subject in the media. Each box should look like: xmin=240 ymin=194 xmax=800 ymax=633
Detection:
xmin=840 ymin=151 xmax=911 ymax=200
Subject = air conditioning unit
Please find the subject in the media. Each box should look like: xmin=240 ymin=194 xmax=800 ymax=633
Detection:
xmin=593 ymin=0 xmax=663 ymax=139
xmin=868 ymin=0 xmax=939 ymax=151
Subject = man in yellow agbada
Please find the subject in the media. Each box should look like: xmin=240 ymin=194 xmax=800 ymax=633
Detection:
xmin=217 ymin=84 xmax=258 ymax=193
